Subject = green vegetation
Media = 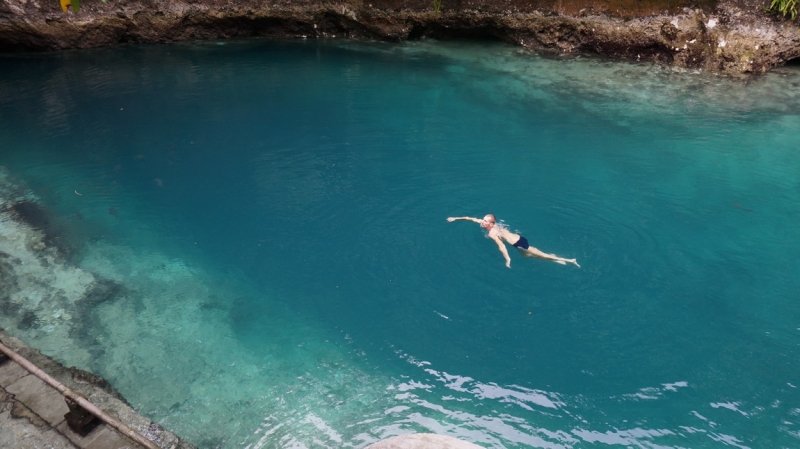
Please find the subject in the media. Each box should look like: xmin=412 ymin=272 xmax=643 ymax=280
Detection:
xmin=59 ymin=0 xmax=106 ymax=13
xmin=768 ymin=0 xmax=798 ymax=19
xmin=59 ymin=0 xmax=79 ymax=13
xmin=433 ymin=0 xmax=442 ymax=17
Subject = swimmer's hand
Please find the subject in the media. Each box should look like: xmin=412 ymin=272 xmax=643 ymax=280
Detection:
xmin=506 ymin=260 xmax=511 ymax=268
xmin=446 ymin=217 xmax=456 ymax=222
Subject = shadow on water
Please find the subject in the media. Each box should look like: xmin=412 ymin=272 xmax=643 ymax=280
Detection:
xmin=785 ymin=57 xmax=800 ymax=68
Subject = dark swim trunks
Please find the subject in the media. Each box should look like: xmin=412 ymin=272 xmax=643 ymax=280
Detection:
xmin=512 ymin=236 xmax=530 ymax=250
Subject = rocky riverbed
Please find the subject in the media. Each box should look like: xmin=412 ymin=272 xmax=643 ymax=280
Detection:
xmin=0 ymin=168 xmax=194 ymax=449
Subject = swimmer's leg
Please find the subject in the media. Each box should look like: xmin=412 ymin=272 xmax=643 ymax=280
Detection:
xmin=519 ymin=247 xmax=579 ymax=267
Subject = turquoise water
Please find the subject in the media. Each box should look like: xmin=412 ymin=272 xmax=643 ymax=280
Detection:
xmin=1 ymin=40 xmax=800 ymax=448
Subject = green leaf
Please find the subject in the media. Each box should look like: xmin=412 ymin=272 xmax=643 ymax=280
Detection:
xmin=768 ymin=0 xmax=797 ymax=19
xmin=72 ymin=0 xmax=80 ymax=12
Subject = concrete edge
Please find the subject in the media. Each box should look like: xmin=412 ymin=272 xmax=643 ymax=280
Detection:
xmin=0 ymin=328 xmax=196 ymax=449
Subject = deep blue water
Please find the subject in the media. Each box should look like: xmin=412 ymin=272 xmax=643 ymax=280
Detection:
xmin=1 ymin=40 xmax=799 ymax=448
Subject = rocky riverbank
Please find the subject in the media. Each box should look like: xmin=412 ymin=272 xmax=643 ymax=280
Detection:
xmin=1 ymin=0 xmax=799 ymax=74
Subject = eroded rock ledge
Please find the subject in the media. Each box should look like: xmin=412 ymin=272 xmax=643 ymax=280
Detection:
xmin=0 ymin=1 xmax=799 ymax=73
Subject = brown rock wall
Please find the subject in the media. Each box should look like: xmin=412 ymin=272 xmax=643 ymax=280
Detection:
xmin=0 ymin=0 xmax=799 ymax=74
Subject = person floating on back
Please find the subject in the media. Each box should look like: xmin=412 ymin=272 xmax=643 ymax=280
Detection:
xmin=447 ymin=214 xmax=579 ymax=269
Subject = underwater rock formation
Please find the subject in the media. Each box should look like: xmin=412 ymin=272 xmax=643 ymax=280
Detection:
xmin=0 ymin=167 xmax=103 ymax=353
xmin=0 ymin=0 xmax=799 ymax=74
xmin=0 ymin=167 xmax=193 ymax=448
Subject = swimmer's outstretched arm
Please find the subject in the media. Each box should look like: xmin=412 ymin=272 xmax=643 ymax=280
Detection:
xmin=490 ymin=234 xmax=512 ymax=268
xmin=447 ymin=216 xmax=481 ymax=223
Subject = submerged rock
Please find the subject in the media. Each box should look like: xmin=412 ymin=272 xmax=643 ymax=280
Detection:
xmin=0 ymin=0 xmax=798 ymax=74
xmin=0 ymin=169 xmax=96 ymax=347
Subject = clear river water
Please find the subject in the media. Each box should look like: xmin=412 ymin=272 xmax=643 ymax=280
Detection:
xmin=1 ymin=39 xmax=799 ymax=448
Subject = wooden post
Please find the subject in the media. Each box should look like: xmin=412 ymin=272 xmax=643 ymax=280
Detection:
xmin=65 ymin=396 xmax=101 ymax=435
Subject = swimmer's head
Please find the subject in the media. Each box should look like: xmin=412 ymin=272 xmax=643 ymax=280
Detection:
xmin=480 ymin=214 xmax=496 ymax=229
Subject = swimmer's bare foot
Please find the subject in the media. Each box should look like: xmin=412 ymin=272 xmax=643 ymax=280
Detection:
xmin=570 ymin=259 xmax=580 ymax=268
